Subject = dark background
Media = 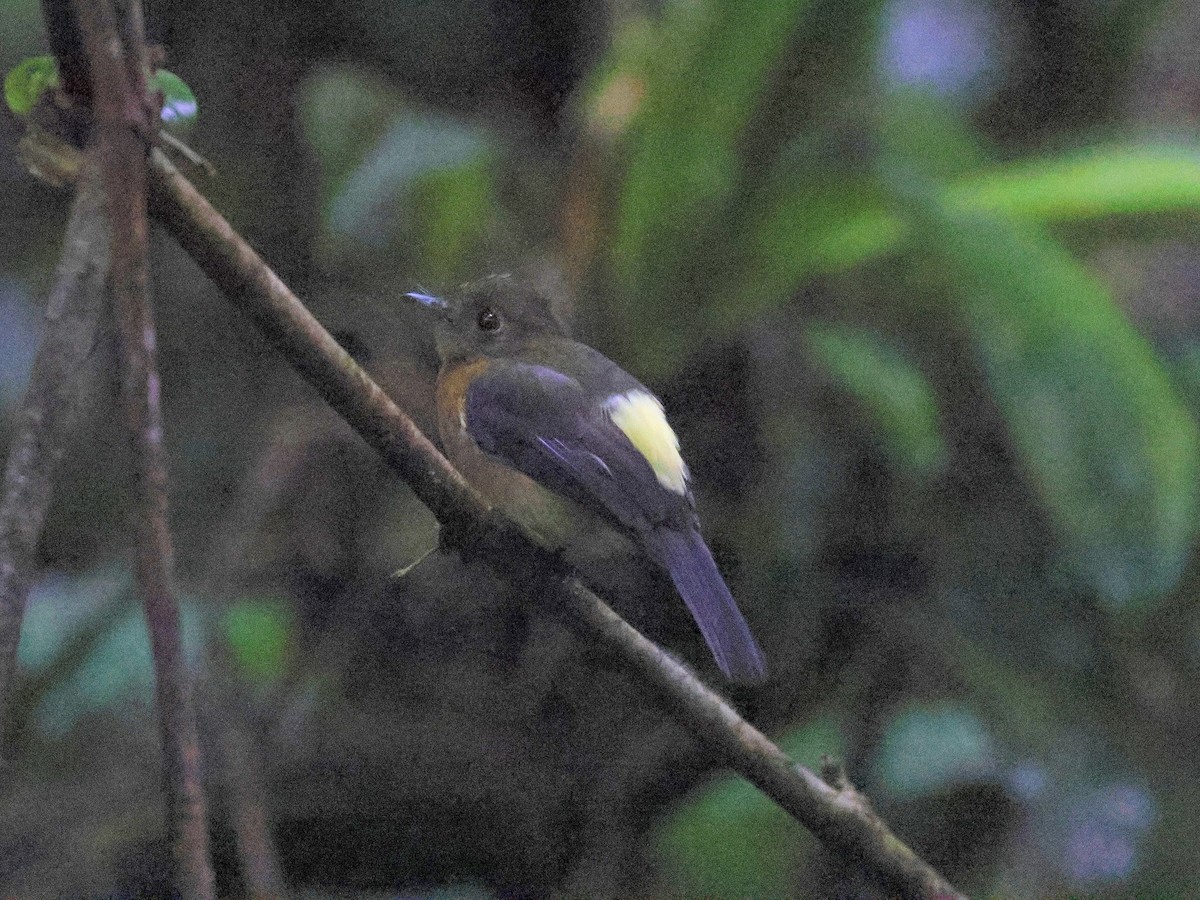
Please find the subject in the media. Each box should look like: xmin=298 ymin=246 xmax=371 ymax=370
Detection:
xmin=3 ymin=0 xmax=1200 ymax=896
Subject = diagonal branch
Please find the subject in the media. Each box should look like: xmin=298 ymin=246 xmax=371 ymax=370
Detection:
xmin=143 ymin=153 xmax=965 ymax=900
xmin=68 ymin=0 xmax=215 ymax=896
xmin=0 ymin=154 xmax=107 ymax=758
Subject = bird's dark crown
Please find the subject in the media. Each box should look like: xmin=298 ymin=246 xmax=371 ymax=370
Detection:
xmin=413 ymin=275 xmax=567 ymax=362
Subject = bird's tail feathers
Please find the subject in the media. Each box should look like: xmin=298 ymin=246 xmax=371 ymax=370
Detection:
xmin=650 ymin=528 xmax=766 ymax=682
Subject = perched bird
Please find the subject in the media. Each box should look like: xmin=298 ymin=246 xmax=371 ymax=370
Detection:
xmin=407 ymin=276 xmax=766 ymax=682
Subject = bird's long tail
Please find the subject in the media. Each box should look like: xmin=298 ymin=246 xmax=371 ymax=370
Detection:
xmin=649 ymin=528 xmax=767 ymax=682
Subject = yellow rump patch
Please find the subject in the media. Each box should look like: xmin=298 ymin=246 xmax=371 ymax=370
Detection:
xmin=605 ymin=390 xmax=689 ymax=495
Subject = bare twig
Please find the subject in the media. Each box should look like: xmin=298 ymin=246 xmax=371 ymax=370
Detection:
xmin=206 ymin=689 xmax=287 ymax=900
xmin=198 ymin=445 xmax=298 ymax=898
xmin=142 ymin=152 xmax=965 ymax=900
xmin=560 ymin=581 xmax=961 ymax=897
xmin=0 ymin=155 xmax=107 ymax=757
xmin=68 ymin=0 xmax=215 ymax=896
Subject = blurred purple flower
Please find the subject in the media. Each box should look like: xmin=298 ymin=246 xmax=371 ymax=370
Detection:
xmin=881 ymin=0 xmax=1001 ymax=97
xmin=1008 ymin=759 xmax=1048 ymax=800
xmin=1102 ymin=783 xmax=1156 ymax=832
xmin=1067 ymin=821 xmax=1135 ymax=882
xmin=1065 ymin=783 xmax=1155 ymax=884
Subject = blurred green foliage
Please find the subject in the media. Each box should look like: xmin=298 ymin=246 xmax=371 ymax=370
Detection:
xmin=221 ymin=597 xmax=294 ymax=685
xmin=804 ymin=323 xmax=946 ymax=477
xmin=609 ymin=0 xmax=813 ymax=311
xmin=300 ymin=64 xmax=498 ymax=284
xmin=15 ymin=569 xmax=206 ymax=734
xmin=657 ymin=717 xmax=839 ymax=898
xmin=6 ymin=0 xmax=1200 ymax=895
xmin=908 ymin=190 xmax=1198 ymax=606
xmin=566 ymin=0 xmax=1199 ymax=893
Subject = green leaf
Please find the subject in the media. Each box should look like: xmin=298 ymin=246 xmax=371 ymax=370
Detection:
xmin=4 ymin=54 xmax=60 ymax=119
xmin=611 ymin=0 xmax=812 ymax=290
xmin=5 ymin=58 xmax=199 ymax=128
xmin=878 ymin=88 xmax=990 ymax=181
xmin=325 ymin=110 xmax=486 ymax=245
xmin=656 ymin=717 xmax=840 ymax=898
xmin=733 ymin=143 xmax=1200 ymax=337
xmin=150 ymin=69 xmax=198 ymax=130
xmin=804 ymin=323 xmax=946 ymax=477
xmin=726 ymin=177 xmax=901 ymax=323
xmin=602 ymin=0 xmax=814 ymax=373
xmin=222 ymin=598 xmax=294 ymax=683
xmin=410 ymin=153 xmax=494 ymax=284
xmin=300 ymin=64 xmax=406 ymax=213
xmin=909 ymin=192 xmax=1200 ymax=607
xmin=948 ymin=144 xmax=1200 ymax=221
xmin=877 ymin=703 xmax=996 ymax=798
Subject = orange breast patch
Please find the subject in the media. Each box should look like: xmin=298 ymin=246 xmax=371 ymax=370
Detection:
xmin=435 ymin=357 xmax=490 ymax=437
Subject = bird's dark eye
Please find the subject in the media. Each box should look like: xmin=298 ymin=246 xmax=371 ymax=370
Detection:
xmin=477 ymin=307 xmax=501 ymax=332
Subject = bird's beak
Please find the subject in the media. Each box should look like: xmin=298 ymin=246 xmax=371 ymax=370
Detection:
xmin=404 ymin=291 xmax=451 ymax=319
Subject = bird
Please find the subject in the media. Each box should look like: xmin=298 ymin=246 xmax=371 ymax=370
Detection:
xmin=406 ymin=275 xmax=766 ymax=682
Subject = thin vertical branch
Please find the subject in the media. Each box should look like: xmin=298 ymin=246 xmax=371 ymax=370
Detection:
xmin=0 ymin=156 xmax=108 ymax=757
xmin=200 ymin=449 xmax=296 ymax=898
xmin=211 ymin=699 xmax=288 ymax=899
xmin=68 ymin=0 xmax=215 ymax=896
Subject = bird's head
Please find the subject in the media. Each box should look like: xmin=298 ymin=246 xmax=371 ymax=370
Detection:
xmin=406 ymin=275 xmax=567 ymax=364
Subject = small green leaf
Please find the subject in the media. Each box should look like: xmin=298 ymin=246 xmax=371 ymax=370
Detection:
xmin=4 ymin=54 xmax=60 ymax=119
xmin=150 ymin=69 xmax=198 ymax=129
xmin=222 ymin=598 xmax=294 ymax=683
xmin=4 ymin=58 xmax=197 ymax=128
xmin=877 ymin=703 xmax=996 ymax=798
